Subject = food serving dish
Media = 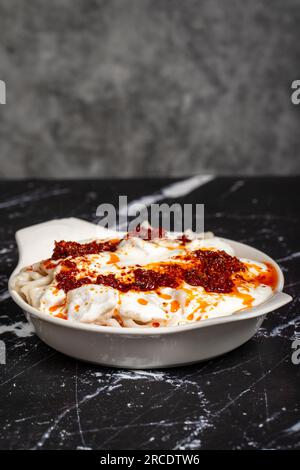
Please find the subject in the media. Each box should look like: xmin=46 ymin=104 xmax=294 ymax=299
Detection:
xmin=8 ymin=218 xmax=292 ymax=369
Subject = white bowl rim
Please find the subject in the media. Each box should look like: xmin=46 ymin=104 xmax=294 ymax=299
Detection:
xmin=8 ymin=234 xmax=292 ymax=336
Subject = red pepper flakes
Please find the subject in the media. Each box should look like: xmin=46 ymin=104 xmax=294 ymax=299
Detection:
xmin=61 ymin=259 xmax=77 ymax=270
xmin=176 ymin=234 xmax=192 ymax=244
xmin=52 ymin=239 xmax=120 ymax=260
xmin=56 ymin=259 xmax=92 ymax=292
xmin=43 ymin=259 xmax=57 ymax=270
xmin=127 ymin=224 xmax=166 ymax=240
xmin=53 ymin=245 xmax=277 ymax=296
xmin=184 ymin=250 xmax=245 ymax=293
xmin=56 ymin=272 xmax=92 ymax=293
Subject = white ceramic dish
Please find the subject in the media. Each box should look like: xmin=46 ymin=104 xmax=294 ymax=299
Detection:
xmin=8 ymin=218 xmax=292 ymax=369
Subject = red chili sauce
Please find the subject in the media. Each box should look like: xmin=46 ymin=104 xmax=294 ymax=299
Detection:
xmin=51 ymin=240 xmax=278 ymax=295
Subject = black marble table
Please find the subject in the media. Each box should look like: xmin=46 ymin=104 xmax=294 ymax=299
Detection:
xmin=0 ymin=177 xmax=299 ymax=450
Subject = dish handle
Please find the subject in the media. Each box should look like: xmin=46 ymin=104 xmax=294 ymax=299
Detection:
xmin=13 ymin=217 xmax=112 ymax=271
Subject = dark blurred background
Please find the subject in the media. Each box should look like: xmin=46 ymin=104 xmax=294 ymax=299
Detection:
xmin=0 ymin=0 xmax=299 ymax=178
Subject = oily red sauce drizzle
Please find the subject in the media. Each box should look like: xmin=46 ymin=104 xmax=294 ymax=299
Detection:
xmin=256 ymin=262 xmax=278 ymax=290
xmin=55 ymin=249 xmax=247 ymax=294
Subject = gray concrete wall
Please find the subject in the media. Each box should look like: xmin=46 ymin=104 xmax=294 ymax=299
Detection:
xmin=0 ymin=0 xmax=299 ymax=178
